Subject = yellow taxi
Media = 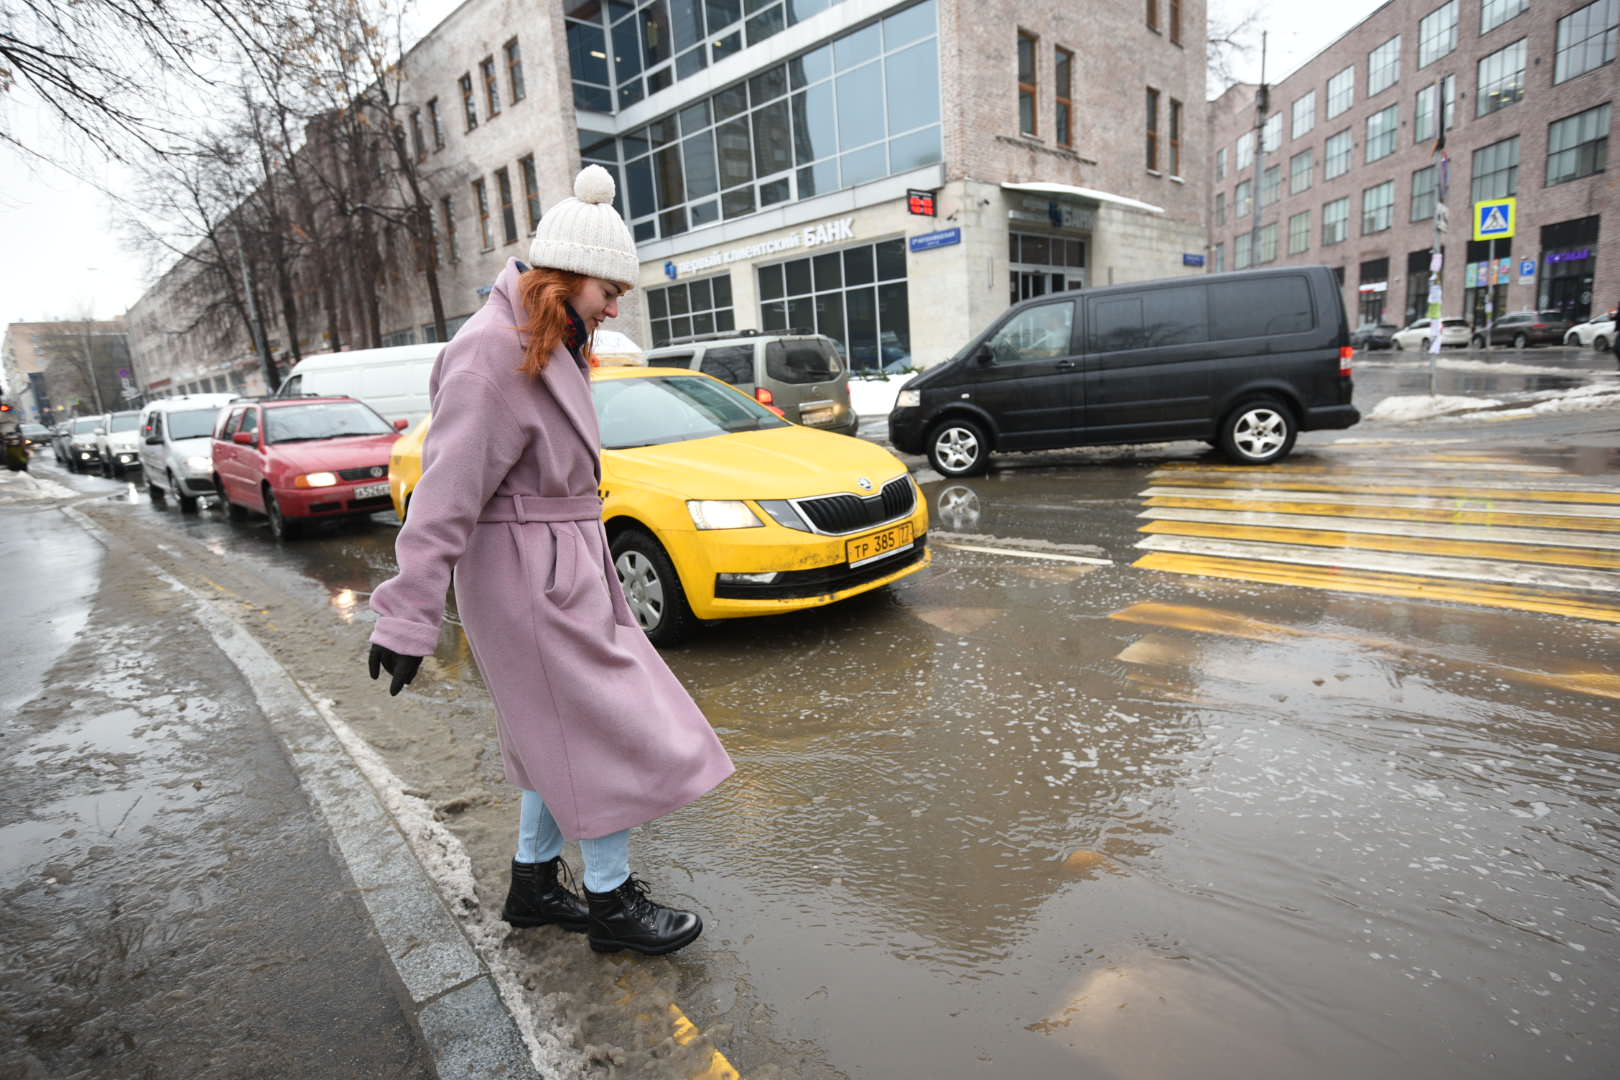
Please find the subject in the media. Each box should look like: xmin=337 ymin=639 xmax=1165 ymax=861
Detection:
xmin=389 ymin=366 xmax=930 ymax=644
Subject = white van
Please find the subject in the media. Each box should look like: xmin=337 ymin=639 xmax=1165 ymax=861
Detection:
xmin=275 ymin=344 xmax=440 ymax=425
xmin=138 ymin=392 xmax=239 ymax=510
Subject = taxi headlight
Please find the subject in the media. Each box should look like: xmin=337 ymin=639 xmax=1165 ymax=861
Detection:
xmin=895 ymin=389 xmax=921 ymax=409
xmin=687 ymin=500 xmax=762 ymax=530
xmin=295 ymin=471 xmax=339 ymax=488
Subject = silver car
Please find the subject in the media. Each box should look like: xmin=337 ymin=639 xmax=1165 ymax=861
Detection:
xmin=644 ymin=332 xmax=859 ymax=435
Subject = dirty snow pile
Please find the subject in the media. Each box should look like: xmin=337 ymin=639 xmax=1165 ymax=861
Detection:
xmin=1366 ymin=395 xmax=1502 ymax=422
xmin=1368 ymin=383 xmax=1620 ymax=424
xmin=0 ymin=469 xmax=77 ymax=500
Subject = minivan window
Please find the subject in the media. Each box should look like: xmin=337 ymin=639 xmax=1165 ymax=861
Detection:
xmin=765 ymin=339 xmax=841 ymax=384
xmin=699 ymin=345 xmax=756 ymax=385
xmin=1209 ymin=276 xmax=1314 ymax=339
xmin=168 ymin=408 xmax=222 ymax=440
xmin=649 ymin=351 xmax=695 ymax=368
xmin=108 ymin=412 xmax=141 ymax=432
xmin=988 ymin=301 xmax=1075 ymax=363
xmin=279 ymin=374 xmax=302 ymax=396
xmin=1094 ymin=290 xmax=1213 ymax=351
xmin=71 ymin=417 xmax=99 ymax=434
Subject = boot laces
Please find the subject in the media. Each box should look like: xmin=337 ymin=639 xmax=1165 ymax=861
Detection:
xmin=620 ymin=875 xmax=656 ymax=918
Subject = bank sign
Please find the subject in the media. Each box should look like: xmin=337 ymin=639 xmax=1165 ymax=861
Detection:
xmin=672 ymin=216 xmax=856 ymax=277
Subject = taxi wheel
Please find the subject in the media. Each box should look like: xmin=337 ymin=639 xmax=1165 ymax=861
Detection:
xmin=611 ymin=528 xmax=694 ymax=647
xmin=264 ymin=488 xmax=301 ymax=540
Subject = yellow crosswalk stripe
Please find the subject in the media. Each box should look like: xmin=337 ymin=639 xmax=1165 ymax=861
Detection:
xmin=1132 ymin=551 xmax=1620 ymax=624
xmin=1149 ymin=476 xmax=1620 ymax=505
xmin=1143 ymin=494 xmax=1620 ymax=532
xmin=1139 ymin=519 xmax=1620 ymax=570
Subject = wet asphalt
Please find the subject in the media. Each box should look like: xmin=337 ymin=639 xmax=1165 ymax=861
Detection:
xmin=7 ymin=345 xmax=1619 ymax=1079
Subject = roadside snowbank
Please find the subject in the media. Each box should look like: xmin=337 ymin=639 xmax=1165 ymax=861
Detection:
xmin=1367 ymin=383 xmax=1620 ymax=424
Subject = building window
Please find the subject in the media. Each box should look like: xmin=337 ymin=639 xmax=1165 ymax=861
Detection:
xmin=1145 ymin=87 xmax=1160 ymax=170
xmin=519 ymin=154 xmax=541 ymax=231
xmin=1170 ymin=0 xmax=1182 ymax=44
xmin=505 ymin=37 xmax=526 ymax=103
xmin=473 ymin=177 xmax=493 ymax=250
xmin=1260 ymin=163 xmax=1281 ymax=207
xmin=1476 ymin=39 xmax=1525 ymax=116
xmin=1290 ymin=147 xmax=1314 ymax=194
xmin=1362 ymin=181 xmax=1395 ymax=234
xmin=1018 ymin=31 xmax=1038 ymax=136
xmin=481 ymin=56 xmax=502 ymax=117
xmin=1235 ymin=232 xmax=1252 ymax=269
xmin=565 ymin=8 xmax=611 ymax=112
xmin=758 ymin=238 xmax=910 ymax=370
xmin=1471 ymin=136 xmax=1520 ymax=202
xmin=1214 ymin=242 xmax=1225 ymax=272
xmin=618 ymin=9 xmax=942 ymax=243
xmin=646 ymin=274 xmax=736 ymax=347
xmin=1547 ymin=103 xmax=1611 ymax=185
xmin=427 ymin=98 xmax=445 ymax=151
xmin=1419 ymin=2 xmax=1459 ymax=68
xmin=1411 ymin=164 xmax=1438 ymax=220
xmin=1258 ymin=222 xmax=1279 ymax=264
xmin=1292 ymin=90 xmax=1316 ymax=137
xmin=1234 ymin=178 xmax=1252 ymax=218
xmin=1216 ymin=147 xmax=1228 ymax=181
xmin=1288 ymin=210 xmax=1311 ymax=254
xmin=1415 ymin=83 xmax=1438 ymax=143
xmin=495 ymin=166 xmax=518 ymax=245
xmin=1214 ymin=191 xmax=1226 ymax=226
xmin=1236 ymin=130 xmax=1254 ymax=170
xmin=1365 ymin=104 xmax=1398 ymax=162
xmin=1008 ymin=230 xmax=1086 ymax=303
xmin=1322 ymin=197 xmax=1349 ymax=245
xmin=409 ymin=110 xmax=426 ymax=164
xmin=1146 ymin=0 xmax=1158 ymax=33
xmin=1481 ymin=0 xmax=1528 ymax=35
xmin=1261 ymin=112 xmax=1282 ymax=153
xmin=1555 ymin=1 xmax=1618 ymax=84
xmin=459 ymin=73 xmax=477 ymax=131
xmin=1324 ymin=129 xmax=1352 ymax=179
xmin=1169 ymin=98 xmax=1183 ymax=175
xmin=1055 ymin=47 xmax=1073 ymax=146
xmin=440 ymin=195 xmax=457 ymax=263
xmin=1326 ymin=65 xmax=1354 ymax=118
xmin=1367 ymin=35 xmax=1401 ymax=95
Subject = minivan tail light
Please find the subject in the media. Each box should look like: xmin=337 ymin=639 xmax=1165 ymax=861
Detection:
xmin=1339 ymin=346 xmax=1354 ymax=377
xmin=755 ymin=387 xmax=775 ymax=405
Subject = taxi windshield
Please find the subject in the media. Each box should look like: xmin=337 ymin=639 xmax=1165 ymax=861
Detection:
xmin=594 ymin=375 xmax=787 ymax=449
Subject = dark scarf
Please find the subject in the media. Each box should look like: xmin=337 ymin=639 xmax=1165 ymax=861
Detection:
xmin=563 ymin=304 xmax=590 ymax=364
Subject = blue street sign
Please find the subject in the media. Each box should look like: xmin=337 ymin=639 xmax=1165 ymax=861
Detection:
xmin=909 ymin=227 xmax=962 ymax=253
xmin=663 ymin=260 xmax=678 ymax=280
xmin=1519 ymin=259 xmax=1536 ymax=279
xmin=1183 ymin=253 xmax=1206 ymax=267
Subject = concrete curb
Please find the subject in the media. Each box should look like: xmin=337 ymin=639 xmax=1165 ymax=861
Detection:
xmin=61 ymin=506 xmax=542 ymax=1080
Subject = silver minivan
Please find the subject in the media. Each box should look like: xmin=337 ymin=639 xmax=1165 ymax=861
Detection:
xmin=643 ymin=332 xmax=858 ymax=435
xmin=138 ymin=393 xmax=238 ymax=511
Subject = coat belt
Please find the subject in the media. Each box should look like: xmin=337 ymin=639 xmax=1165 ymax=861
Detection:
xmin=477 ymin=493 xmax=603 ymax=524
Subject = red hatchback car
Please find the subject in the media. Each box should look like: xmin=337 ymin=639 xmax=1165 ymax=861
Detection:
xmin=212 ymin=396 xmax=406 ymax=539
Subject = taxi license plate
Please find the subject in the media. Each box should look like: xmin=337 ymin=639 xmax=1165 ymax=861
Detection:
xmin=800 ymin=408 xmax=835 ymax=426
xmin=846 ymin=521 xmax=914 ymax=568
xmin=354 ymin=481 xmax=391 ymax=499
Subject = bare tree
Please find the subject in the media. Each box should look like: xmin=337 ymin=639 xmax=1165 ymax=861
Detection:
xmin=1206 ymin=4 xmax=1264 ymax=99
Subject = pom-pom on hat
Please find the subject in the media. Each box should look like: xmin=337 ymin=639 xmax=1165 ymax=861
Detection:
xmin=526 ymin=164 xmax=639 ymax=288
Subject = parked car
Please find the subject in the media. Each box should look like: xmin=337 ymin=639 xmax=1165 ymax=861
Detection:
xmin=889 ymin=265 xmax=1360 ymax=475
xmin=19 ymin=423 xmax=50 ymax=452
xmin=138 ymin=393 xmax=238 ymax=511
xmin=1391 ymin=317 xmax=1472 ymax=351
xmin=275 ymin=343 xmax=439 ymax=426
xmin=1472 ymin=310 xmax=1573 ymax=348
xmin=212 ymin=395 xmax=406 ymax=540
xmin=1563 ymin=312 xmax=1616 ymax=351
xmin=49 ymin=422 xmax=73 ymax=465
xmin=1350 ymin=322 xmax=1399 ymax=350
xmin=65 ymin=415 xmax=104 ymax=472
xmin=643 ymin=331 xmax=860 ymax=436
xmin=388 ymin=367 xmax=930 ymax=645
xmin=93 ymin=409 xmax=144 ymax=476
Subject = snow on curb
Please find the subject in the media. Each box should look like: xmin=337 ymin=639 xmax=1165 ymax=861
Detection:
xmin=1367 ymin=395 xmax=1504 ymax=422
xmin=1367 ymin=384 xmax=1620 ymax=424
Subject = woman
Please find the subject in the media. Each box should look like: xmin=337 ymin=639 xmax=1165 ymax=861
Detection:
xmin=366 ymin=165 xmax=733 ymax=956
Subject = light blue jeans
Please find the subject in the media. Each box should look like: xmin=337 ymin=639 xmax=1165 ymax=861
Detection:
xmin=516 ymin=789 xmax=630 ymax=894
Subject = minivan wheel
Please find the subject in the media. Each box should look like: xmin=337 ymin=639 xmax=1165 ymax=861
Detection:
xmin=1513 ymin=332 xmax=1529 ymax=349
xmin=217 ymin=476 xmax=248 ymax=520
xmin=611 ymin=527 xmax=694 ymax=646
xmin=147 ymin=472 xmax=165 ymax=503
xmin=1219 ymin=398 xmax=1297 ymax=465
xmin=264 ymin=488 xmax=300 ymax=540
xmin=170 ymin=472 xmax=198 ymax=513
xmin=927 ymin=418 xmax=989 ymax=477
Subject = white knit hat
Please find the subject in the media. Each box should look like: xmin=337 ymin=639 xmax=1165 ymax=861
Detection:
xmin=527 ymin=165 xmax=639 ymax=288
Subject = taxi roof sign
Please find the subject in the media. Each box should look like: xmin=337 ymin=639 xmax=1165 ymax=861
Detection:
xmin=1473 ymin=197 xmax=1516 ymax=241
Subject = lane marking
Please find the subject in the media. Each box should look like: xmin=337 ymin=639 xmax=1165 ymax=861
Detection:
xmin=1132 ymin=552 xmax=1620 ymax=623
xmin=1151 ymin=460 xmax=1565 ymax=475
xmin=1144 ymin=476 xmax=1620 ymax=504
xmin=1107 ymin=601 xmax=1620 ymax=700
xmin=1138 ymin=507 xmax=1620 ymax=552
xmin=936 ymin=541 xmax=1113 ymax=566
xmin=1138 ymin=519 xmax=1620 ymax=570
xmin=1143 ymin=490 xmax=1620 ymax=527
xmin=1134 ymin=534 xmax=1620 ymax=593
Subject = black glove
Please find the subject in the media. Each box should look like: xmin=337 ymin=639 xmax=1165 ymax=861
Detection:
xmin=368 ymin=643 xmax=423 ymax=697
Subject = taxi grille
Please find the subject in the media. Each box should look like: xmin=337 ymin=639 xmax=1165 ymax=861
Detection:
xmin=339 ymin=464 xmax=390 ymax=481
xmin=794 ymin=476 xmax=914 ymax=534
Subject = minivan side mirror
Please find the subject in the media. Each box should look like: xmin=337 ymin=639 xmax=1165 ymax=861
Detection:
xmin=232 ymin=431 xmax=255 ymax=445
xmin=974 ymin=343 xmax=995 ymax=366
xmin=94 ymin=427 xmax=107 ymax=436
xmin=394 ymin=418 xmax=409 ymax=430
xmin=145 ymin=434 xmax=162 ymax=444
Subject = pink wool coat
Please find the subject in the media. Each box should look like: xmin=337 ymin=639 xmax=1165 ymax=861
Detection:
xmin=369 ymin=259 xmax=734 ymax=839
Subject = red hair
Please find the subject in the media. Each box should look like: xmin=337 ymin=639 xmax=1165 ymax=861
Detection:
xmin=518 ymin=267 xmax=593 ymax=376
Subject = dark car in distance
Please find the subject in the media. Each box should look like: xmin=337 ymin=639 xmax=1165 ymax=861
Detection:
xmin=1472 ymin=310 xmax=1574 ymax=348
xmin=1350 ymin=322 xmax=1399 ymax=350
xmin=888 ymin=265 xmax=1360 ymax=474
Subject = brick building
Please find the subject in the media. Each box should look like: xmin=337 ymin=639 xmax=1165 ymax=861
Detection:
xmin=1207 ymin=0 xmax=1618 ymax=332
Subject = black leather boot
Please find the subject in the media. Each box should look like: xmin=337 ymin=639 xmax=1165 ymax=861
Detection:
xmin=501 ymin=857 xmax=588 ymax=933
xmin=585 ymin=875 xmax=703 ymax=956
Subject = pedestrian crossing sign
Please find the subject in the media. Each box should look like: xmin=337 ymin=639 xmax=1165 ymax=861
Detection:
xmin=1473 ymin=197 xmax=1516 ymax=241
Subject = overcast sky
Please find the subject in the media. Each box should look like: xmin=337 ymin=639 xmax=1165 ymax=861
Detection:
xmin=0 ymin=0 xmax=1383 ymax=345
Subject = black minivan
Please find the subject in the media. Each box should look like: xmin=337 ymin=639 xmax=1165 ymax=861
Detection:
xmin=888 ymin=265 xmax=1360 ymax=475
